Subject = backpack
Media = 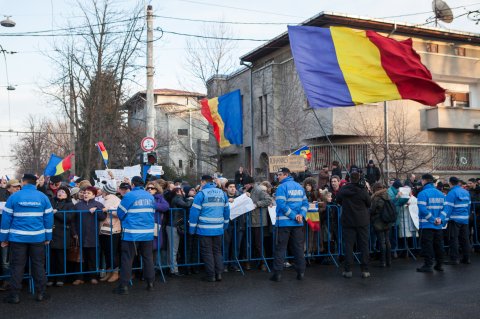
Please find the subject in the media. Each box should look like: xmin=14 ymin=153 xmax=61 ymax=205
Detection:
xmin=380 ymin=198 xmax=397 ymax=224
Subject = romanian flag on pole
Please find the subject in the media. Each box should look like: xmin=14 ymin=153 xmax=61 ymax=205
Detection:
xmin=293 ymin=146 xmax=311 ymax=161
xmin=201 ymin=90 xmax=243 ymax=148
xmin=288 ymin=26 xmax=445 ymax=107
xmin=44 ymin=154 xmax=74 ymax=176
xmin=96 ymin=141 xmax=109 ymax=167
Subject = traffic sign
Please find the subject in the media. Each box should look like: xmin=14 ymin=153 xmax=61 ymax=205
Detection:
xmin=140 ymin=137 xmax=157 ymax=152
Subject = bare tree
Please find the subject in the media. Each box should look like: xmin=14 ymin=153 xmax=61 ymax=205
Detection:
xmin=14 ymin=116 xmax=72 ymax=175
xmin=43 ymin=0 xmax=144 ymax=178
xmin=183 ymin=23 xmax=238 ymax=89
xmin=348 ymin=104 xmax=435 ymax=181
xmin=181 ymin=23 xmax=239 ymax=173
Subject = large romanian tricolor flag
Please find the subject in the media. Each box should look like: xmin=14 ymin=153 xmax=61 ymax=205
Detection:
xmin=44 ymin=153 xmax=74 ymax=176
xmin=201 ymin=90 xmax=243 ymax=148
xmin=96 ymin=141 xmax=109 ymax=167
xmin=288 ymin=26 xmax=446 ymax=107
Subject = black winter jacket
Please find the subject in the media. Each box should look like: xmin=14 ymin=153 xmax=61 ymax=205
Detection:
xmin=336 ymin=183 xmax=371 ymax=228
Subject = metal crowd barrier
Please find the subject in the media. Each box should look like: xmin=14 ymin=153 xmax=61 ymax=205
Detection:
xmin=2 ymin=201 xmax=480 ymax=292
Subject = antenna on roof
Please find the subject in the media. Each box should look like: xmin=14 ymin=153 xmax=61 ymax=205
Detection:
xmin=432 ymin=0 xmax=454 ymax=26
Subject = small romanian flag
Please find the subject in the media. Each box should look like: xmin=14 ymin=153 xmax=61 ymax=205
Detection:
xmin=96 ymin=141 xmax=109 ymax=166
xmin=306 ymin=206 xmax=320 ymax=232
xmin=293 ymin=146 xmax=311 ymax=161
xmin=44 ymin=154 xmax=74 ymax=176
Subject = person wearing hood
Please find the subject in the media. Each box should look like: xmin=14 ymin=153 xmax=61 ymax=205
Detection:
xmin=337 ymin=171 xmax=372 ymax=279
xmin=72 ymin=186 xmax=106 ymax=285
xmin=47 ymin=186 xmax=74 ymax=287
xmin=370 ymin=183 xmax=393 ymax=268
xmin=98 ymin=183 xmax=122 ymax=283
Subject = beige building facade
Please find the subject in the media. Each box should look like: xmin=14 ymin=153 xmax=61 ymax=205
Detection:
xmin=207 ymin=12 xmax=480 ymax=181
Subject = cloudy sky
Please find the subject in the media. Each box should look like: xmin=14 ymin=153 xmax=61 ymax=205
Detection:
xmin=0 ymin=0 xmax=478 ymax=176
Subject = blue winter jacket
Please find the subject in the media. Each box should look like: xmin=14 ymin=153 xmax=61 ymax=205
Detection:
xmin=0 ymin=184 xmax=54 ymax=243
xmin=188 ymin=183 xmax=230 ymax=236
xmin=417 ymin=183 xmax=446 ymax=230
xmin=443 ymin=185 xmax=471 ymax=225
xmin=117 ymin=187 xmax=155 ymax=241
xmin=275 ymin=176 xmax=308 ymax=227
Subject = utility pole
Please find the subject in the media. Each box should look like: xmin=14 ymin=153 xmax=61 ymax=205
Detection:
xmin=146 ymin=5 xmax=155 ymax=138
xmin=69 ymin=81 xmax=76 ymax=175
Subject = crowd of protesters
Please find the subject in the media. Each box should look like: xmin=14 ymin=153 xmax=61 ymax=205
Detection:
xmin=0 ymin=160 xmax=479 ymax=302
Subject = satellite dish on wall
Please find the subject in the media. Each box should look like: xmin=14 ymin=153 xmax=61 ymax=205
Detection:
xmin=432 ymin=0 xmax=454 ymax=23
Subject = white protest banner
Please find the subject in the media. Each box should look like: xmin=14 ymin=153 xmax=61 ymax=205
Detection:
xmin=269 ymin=155 xmax=304 ymax=173
xmin=408 ymin=196 xmax=420 ymax=230
xmin=148 ymin=165 xmax=164 ymax=176
xmin=268 ymin=206 xmax=277 ymax=225
xmin=229 ymin=194 xmax=256 ymax=220
xmin=0 ymin=202 xmax=5 ymax=213
xmin=399 ymin=186 xmax=411 ymax=199
xmin=123 ymin=165 xmax=141 ymax=180
xmin=95 ymin=170 xmax=109 ymax=182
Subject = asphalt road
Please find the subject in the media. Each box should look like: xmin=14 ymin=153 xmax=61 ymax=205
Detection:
xmin=1 ymin=256 xmax=480 ymax=319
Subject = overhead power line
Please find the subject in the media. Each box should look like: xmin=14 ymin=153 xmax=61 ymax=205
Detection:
xmin=153 ymin=14 xmax=298 ymax=25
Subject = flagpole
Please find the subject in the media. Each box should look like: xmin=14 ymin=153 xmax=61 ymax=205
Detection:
xmin=384 ymin=101 xmax=390 ymax=181
xmin=310 ymin=109 xmax=349 ymax=177
xmin=287 ymin=145 xmax=307 ymax=156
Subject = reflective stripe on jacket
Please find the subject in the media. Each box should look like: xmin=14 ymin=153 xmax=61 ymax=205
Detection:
xmin=443 ymin=185 xmax=471 ymax=225
xmin=117 ymin=187 xmax=155 ymax=241
xmin=417 ymin=183 xmax=445 ymax=230
xmin=189 ymin=183 xmax=230 ymax=236
xmin=275 ymin=176 xmax=308 ymax=227
xmin=0 ymin=184 xmax=53 ymax=243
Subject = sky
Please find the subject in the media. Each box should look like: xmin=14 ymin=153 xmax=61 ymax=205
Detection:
xmin=0 ymin=0 xmax=478 ymax=176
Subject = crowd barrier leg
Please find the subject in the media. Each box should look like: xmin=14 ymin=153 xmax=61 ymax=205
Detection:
xmin=155 ymin=213 xmax=166 ymax=283
xmin=259 ymin=209 xmax=271 ymax=273
xmin=326 ymin=206 xmax=339 ymax=267
xmin=233 ymin=218 xmax=244 ymax=276
xmin=400 ymin=209 xmax=416 ymax=260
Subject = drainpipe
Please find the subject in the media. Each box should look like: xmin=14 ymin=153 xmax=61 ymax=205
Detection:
xmin=240 ymin=59 xmax=254 ymax=176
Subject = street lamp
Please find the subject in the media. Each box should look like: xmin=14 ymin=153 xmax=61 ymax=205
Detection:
xmin=0 ymin=16 xmax=15 ymax=28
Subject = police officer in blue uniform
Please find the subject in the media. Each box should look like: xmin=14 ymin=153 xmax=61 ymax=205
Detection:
xmin=270 ymin=167 xmax=309 ymax=282
xmin=443 ymin=176 xmax=472 ymax=265
xmin=416 ymin=174 xmax=446 ymax=273
xmin=0 ymin=174 xmax=53 ymax=304
xmin=114 ymin=176 xmax=156 ymax=295
xmin=189 ymin=175 xmax=230 ymax=282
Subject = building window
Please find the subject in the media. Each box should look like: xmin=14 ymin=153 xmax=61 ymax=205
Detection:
xmin=260 ymin=95 xmax=268 ymax=135
xmin=454 ymin=47 xmax=466 ymax=56
xmin=426 ymin=43 xmax=439 ymax=53
xmin=189 ymin=159 xmax=194 ymax=168
xmin=444 ymin=91 xmax=470 ymax=108
xmin=178 ymin=129 xmax=188 ymax=136
xmin=179 ymin=159 xmax=183 ymax=169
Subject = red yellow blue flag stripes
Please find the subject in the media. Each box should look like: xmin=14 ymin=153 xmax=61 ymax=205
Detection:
xmin=44 ymin=153 xmax=74 ymax=176
xmin=201 ymin=90 xmax=243 ymax=148
xmin=96 ymin=141 xmax=109 ymax=167
xmin=288 ymin=26 xmax=445 ymax=107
